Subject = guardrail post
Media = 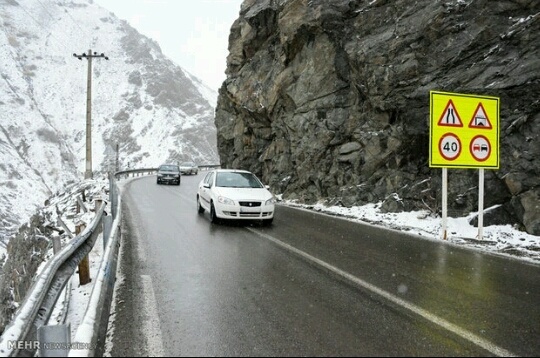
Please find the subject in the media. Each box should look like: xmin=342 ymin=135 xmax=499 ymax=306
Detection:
xmin=52 ymin=236 xmax=62 ymax=254
xmin=38 ymin=323 xmax=71 ymax=357
xmin=103 ymin=215 xmax=112 ymax=249
xmin=76 ymin=223 xmax=91 ymax=285
xmin=109 ymin=173 xmax=118 ymax=220
xmin=95 ymin=198 xmax=103 ymax=219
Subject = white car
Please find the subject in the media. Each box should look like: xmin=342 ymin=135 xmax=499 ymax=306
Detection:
xmin=197 ymin=169 xmax=275 ymax=225
xmin=179 ymin=161 xmax=198 ymax=175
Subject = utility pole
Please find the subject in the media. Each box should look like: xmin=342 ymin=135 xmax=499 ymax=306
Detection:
xmin=73 ymin=49 xmax=109 ymax=179
xmin=115 ymin=143 xmax=119 ymax=172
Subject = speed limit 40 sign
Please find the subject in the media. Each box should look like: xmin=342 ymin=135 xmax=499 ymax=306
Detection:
xmin=429 ymin=91 xmax=500 ymax=169
xmin=439 ymin=133 xmax=461 ymax=161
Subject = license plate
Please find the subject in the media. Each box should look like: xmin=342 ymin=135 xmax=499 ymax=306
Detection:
xmin=240 ymin=207 xmax=260 ymax=213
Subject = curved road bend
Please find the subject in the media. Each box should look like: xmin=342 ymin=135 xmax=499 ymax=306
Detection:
xmin=107 ymin=174 xmax=540 ymax=357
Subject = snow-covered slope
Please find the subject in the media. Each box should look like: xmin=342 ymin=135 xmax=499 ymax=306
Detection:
xmin=0 ymin=0 xmax=219 ymax=242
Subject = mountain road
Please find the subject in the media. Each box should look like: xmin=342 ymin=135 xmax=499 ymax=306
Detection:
xmin=106 ymin=174 xmax=540 ymax=357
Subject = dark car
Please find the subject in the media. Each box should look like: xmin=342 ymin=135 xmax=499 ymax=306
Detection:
xmin=156 ymin=164 xmax=181 ymax=185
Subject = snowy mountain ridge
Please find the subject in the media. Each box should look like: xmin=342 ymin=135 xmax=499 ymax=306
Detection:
xmin=0 ymin=0 xmax=219 ymax=243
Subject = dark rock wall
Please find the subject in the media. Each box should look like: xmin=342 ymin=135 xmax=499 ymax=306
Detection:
xmin=215 ymin=0 xmax=540 ymax=235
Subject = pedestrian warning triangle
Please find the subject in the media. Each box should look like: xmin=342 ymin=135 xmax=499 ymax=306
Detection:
xmin=437 ymin=99 xmax=463 ymax=127
xmin=468 ymin=102 xmax=492 ymax=129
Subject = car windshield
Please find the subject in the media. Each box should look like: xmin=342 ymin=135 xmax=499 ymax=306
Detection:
xmin=215 ymin=172 xmax=263 ymax=188
xmin=181 ymin=162 xmax=195 ymax=167
xmin=159 ymin=165 xmax=179 ymax=172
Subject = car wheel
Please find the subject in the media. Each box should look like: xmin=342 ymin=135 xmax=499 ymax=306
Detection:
xmin=263 ymin=218 xmax=273 ymax=226
xmin=157 ymin=179 xmax=160 ymax=184
xmin=210 ymin=203 xmax=220 ymax=224
xmin=197 ymin=196 xmax=204 ymax=214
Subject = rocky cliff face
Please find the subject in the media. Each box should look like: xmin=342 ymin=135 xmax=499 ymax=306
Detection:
xmin=215 ymin=0 xmax=540 ymax=235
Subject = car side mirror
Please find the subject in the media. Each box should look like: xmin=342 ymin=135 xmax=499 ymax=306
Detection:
xmin=203 ymin=183 xmax=210 ymax=189
xmin=265 ymin=185 xmax=270 ymax=190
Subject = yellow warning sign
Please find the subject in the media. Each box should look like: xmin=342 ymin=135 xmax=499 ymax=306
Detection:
xmin=430 ymin=91 xmax=500 ymax=169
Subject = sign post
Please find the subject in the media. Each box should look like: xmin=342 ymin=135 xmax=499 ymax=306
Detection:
xmin=478 ymin=168 xmax=484 ymax=240
xmin=429 ymin=91 xmax=500 ymax=240
xmin=442 ymin=168 xmax=448 ymax=240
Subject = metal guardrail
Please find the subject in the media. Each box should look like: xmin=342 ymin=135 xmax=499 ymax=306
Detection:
xmin=114 ymin=164 xmax=220 ymax=180
xmin=69 ymin=177 xmax=122 ymax=357
xmin=0 ymin=204 xmax=107 ymax=357
xmin=0 ymin=165 xmax=220 ymax=357
xmin=114 ymin=168 xmax=157 ymax=179
xmin=0 ymin=174 xmax=122 ymax=357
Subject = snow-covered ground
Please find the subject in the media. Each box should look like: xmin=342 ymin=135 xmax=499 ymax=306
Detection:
xmin=285 ymin=200 xmax=540 ymax=264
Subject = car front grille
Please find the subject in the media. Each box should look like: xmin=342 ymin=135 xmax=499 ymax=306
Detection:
xmin=239 ymin=201 xmax=261 ymax=207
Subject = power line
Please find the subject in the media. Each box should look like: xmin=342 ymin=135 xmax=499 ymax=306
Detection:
xmin=34 ymin=0 xmax=59 ymax=23
xmin=41 ymin=0 xmax=93 ymax=43
xmin=10 ymin=0 xmax=73 ymax=54
xmin=10 ymin=0 xmax=97 ymax=56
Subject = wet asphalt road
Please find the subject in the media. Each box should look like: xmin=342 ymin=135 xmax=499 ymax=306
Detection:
xmin=107 ymin=174 xmax=540 ymax=357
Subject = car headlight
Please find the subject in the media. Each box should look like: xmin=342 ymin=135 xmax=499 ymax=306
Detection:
xmin=265 ymin=198 xmax=275 ymax=205
xmin=218 ymin=196 xmax=235 ymax=205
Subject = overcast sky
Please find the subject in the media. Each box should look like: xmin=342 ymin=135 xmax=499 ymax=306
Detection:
xmin=93 ymin=0 xmax=244 ymax=92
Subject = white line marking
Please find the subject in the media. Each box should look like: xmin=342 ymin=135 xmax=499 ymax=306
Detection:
xmin=136 ymin=236 xmax=147 ymax=263
xmin=247 ymin=228 xmax=516 ymax=357
xmin=140 ymin=275 xmax=165 ymax=356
